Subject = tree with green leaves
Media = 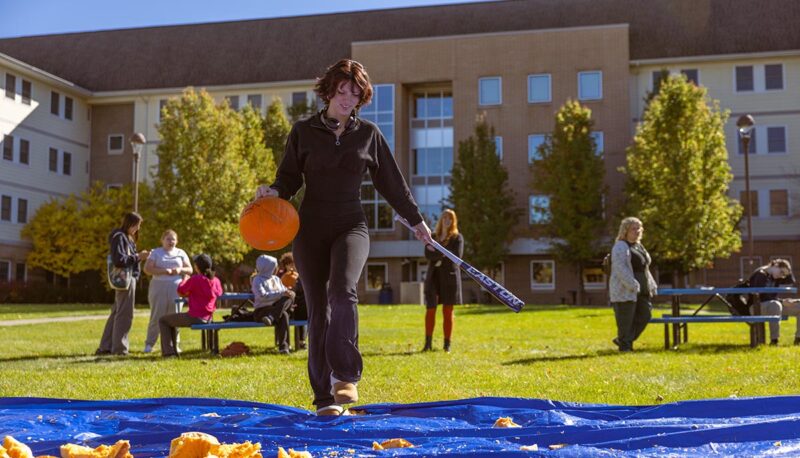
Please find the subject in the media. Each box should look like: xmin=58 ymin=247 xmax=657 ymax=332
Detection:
xmin=531 ymin=99 xmax=606 ymax=305
xmin=448 ymin=114 xmax=519 ymax=284
xmin=22 ymin=182 xmax=134 ymax=280
xmin=149 ymin=88 xmax=272 ymax=267
xmin=264 ymin=98 xmax=292 ymax=167
xmin=624 ymin=74 xmax=742 ymax=283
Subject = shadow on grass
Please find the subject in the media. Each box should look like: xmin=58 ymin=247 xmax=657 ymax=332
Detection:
xmin=503 ymin=342 xmax=763 ymax=365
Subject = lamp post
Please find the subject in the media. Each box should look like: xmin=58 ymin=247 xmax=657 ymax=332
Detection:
xmin=130 ymin=133 xmax=146 ymax=213
xmin=737 ymin=114 xmax=755 ymax=268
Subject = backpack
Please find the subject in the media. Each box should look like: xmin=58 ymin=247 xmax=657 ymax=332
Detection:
xmin=723 ymin=279 xmax=751 ymax=316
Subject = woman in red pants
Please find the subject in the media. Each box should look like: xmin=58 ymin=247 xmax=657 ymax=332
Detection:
xmin=423 ymin=209 xmax=463 ymax=352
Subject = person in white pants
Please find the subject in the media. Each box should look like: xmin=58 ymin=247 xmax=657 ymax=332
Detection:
xmin=143 ymin=229 xmax=192 ymax=353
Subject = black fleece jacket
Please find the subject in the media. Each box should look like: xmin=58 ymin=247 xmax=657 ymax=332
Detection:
xmin=270 ymin=113 xmax=423 ymax=226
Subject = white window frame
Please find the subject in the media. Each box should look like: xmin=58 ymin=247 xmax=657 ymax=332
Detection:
xmin=18 ymin=138 xmax=30 ymax=166
xmin=417 ymin=260 xmax=428 ymax=282
xmin=767 ymin=188 xmax=790 ymax=218
xmin=494 ymin=136 xmax=503 ymax=161
xmin=16 ymin=197 xmax=27 ymax=224
xmin=478 ymin=76 xmax=502 ymax=106
xmin=529 ymin=194 xmax=551 ymax=225
xmin=763 ymin=63 xmax=785 ymax=91
xmin=2 ymin=134 xmax=13 ymax=163
xmin=527 ymin=73 xmax=551 ymax=104
xmin=578 ymin=71 xmax=603 ymax=101
xmin=0 ymin=195 xmax=12 ymax=223
xmin=62 ymin=151 xmax=72 ymax=176
xmin=4 ymin=72 xmax=16 ymax=100
xmin=583 ymin=261 xmax=607 ymax=290
xmin=106 ymin=183 xmax=123 ymax=191
xmin=157 ymin=99 xmax=168 ymax=123
xmin=225 ymin=95 xmax=240 ymax=111
xmin=528 ymin=134 xmax=546 ymax=163
xmin=530 ymin=260 xmax=556 ymax=291
xmin=365 ymin=262 xmax=389 ymax=292
xmin=733 ymin=65 xmax=755 ymax=93
xmin=108 ymin=134 xmax=124 ymax=155
xmin=680 ymin=68 xmax=700 ymax=85
xmin=765 ymin=125 xmax=788 ymax=154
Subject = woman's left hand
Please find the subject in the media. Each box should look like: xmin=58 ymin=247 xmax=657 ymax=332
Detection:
xmin=412 ymin=221 xmax=434 ymax=245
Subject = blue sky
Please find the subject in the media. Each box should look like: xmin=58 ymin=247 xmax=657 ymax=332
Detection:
xmin=0 ymin=0 xmax=492 ymax=38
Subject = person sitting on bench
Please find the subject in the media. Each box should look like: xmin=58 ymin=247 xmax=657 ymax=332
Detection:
xmin=251 ymin=254 xmax=295 ymax=354
xmin=747 ymin=258 xmax=794 ymax=346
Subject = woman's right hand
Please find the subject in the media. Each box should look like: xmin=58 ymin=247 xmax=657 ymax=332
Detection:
xmin=138 ymin=250 xmax=150 ymax=261
xmin=256 ymin=185 xmax=279 ymax=199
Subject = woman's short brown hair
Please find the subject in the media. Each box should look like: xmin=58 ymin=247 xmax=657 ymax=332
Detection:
xmin=315 ymin=59 xmax=373 ymax=110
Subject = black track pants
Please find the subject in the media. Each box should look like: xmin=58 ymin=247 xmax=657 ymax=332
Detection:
xmin=293 ymin=208 xmax=370 ymax=408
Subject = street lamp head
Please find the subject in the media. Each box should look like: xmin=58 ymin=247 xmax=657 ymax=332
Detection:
xmin=130 ymin=132 xmax=146 ymax=156
xmin=737 ymin=114 xmax=755 ymax=138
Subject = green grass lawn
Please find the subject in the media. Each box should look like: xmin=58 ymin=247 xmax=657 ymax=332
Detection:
xmin=1 ymin=303 xmax=799 ymax=411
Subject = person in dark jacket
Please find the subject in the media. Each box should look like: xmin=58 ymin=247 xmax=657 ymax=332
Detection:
xmin=96 ymin=212 xmax=149 ymax=356
xmin=256 ymin=59 xmax=433 ymax=416
xmin=747 ymin=258 xmax=794 ymax=345
xmin=422 ymin=209 xmax=463 ymax=353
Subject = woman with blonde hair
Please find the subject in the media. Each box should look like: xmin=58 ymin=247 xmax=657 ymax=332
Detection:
xmin=609 ymin=217 xmax=657 ymax=352
xmin=422 ymin=209 xmax=464 ymax=352
xmin=143 ymin=229 xmax=192 ymax=353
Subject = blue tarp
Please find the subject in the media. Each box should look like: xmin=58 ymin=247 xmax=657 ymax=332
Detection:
xmin=3 ymin=396 xmax=800 ymax=457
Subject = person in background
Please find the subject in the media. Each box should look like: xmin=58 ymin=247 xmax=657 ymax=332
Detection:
xmin=96 ymin=212 xmax=149 ymax=356
xmin=609 ymin=217 xmax=657 ymax=352
xmin=422 ymin=209 xmax=463 ymax=353
xmin=748 ymin=258 xmax=794 ymax=345
xmin=256 ymin=59 xmax=432 ymax=415
xmin=251 ymin=254 xmax=295 ymax=354
xmin=159 ymin=254 xmax=222 ymax=357
xmin=277 ymin=252 xmax=299 ymax=290
xmin=143 ymin=229 xmax=192 ymax=353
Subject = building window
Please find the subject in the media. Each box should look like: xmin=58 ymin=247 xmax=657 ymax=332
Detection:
xmin=735 ymin=66 xmax=754 ymax=92
xmin=63 ymin=152 xmax=72 ymax=176
xmin=19 ymin=139 xmax=29 ymax=165
xmin=413 ymin=147 xmax=453 ymax=177
xmin=478 ymin=77 xmax=502 ymax=106
xmin=225 ymin=95 xmax=239 ymax=111
xmin=365 ymin=263 xmax=388 ymax=291
xmin=681 ymin=69 xmax=699 ymax=85
xmin=531 ymin=260 xmax=555 ymax=290
xmin=527 ymin=74 xmax=551 ymax=103
xmin=770 ymin=190 xmax=788 ymax=217
xmin=4 ymin=73 xmax=15 ymax=99
xmin=528 ymin=134 xmax=546 ymax=163
xmin=0 ymin=261 xmax=9 ymax=282
xmin=49 ymin=148 xmax=58 ymax=172
xmin=494 ymin=136 xmax=503 ymax=160
xmin=64 ymin=97 xmax=73 ymax=120
xmin=21 ymin=80 xmax=31 ymax=105
xmin=158 ymin=99 xmax=168 ymax=122
xmin=765 ymin=64 xmax=783 ymax=90
xmin=15 ymin=262 xmax=26 ymax=282
xmin=591 ymin=131 xmax=604 ymax=156
xmin=2 ymin=135 xmax=12 ymax=161
xmin=361 ymin=179 xmax=393 ymax=230
xmin=108 ymin=134 xmax=124 ymax=154
xmin=17 ymin=198 xmax=27 ymax=224
xmin=583 ymin=261 xmax=606 ymax=290
xmin=652 ymin=71 xmax=667 ymax=93
xmin=0 ymin=195 xmax=11 ymax=221
xmin=578 ymin=71 xmax=602 ymax=100
xmin=247 ymin=94 xmax=262 ymax=110
xmin=737 ymin=128 xmax=756 ymax=154
xmin=291 ymin=91 xmax=307 ymax=107
xmin=740 ymin=190 xmax=759 ymax=218
xmin=767 ymin=126 xmax=786 ymax=154
xmin=529 ymin=195 xmax=551 ymax=224
xmin=361 ymin=84 xmax=396 ymax=230
xmin=51 ymin=91 xmax=60 ymax=115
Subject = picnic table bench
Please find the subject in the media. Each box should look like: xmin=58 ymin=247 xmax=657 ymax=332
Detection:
xmin=655 ymin=287 xmax=796 ymax=349
xmin=176 ymin=293 xmax=307 ymax=355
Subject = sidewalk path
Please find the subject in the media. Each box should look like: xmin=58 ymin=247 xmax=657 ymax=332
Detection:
xmin=0 ymin=312 xmax=149 ymax=327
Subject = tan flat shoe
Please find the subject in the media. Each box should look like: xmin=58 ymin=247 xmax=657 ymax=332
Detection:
xmin=316 ymin=405 xmax=343 ymax=416
xmin=331 ymin=381 xmax=359 ymax=404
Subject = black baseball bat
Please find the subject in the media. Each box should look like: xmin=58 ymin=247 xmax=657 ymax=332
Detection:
xmin=395 ymin=216 xmax=525 ymax=312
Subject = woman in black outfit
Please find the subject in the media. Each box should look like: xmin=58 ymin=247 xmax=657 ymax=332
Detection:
xmin=423 ymin=209 xmax=463 ymax=353
xmin=257 ymin=59 xmax=432 ymax=416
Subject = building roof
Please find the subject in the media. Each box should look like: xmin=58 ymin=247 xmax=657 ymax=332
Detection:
xmin=0 ymin=0 xmax=798 ymax=92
